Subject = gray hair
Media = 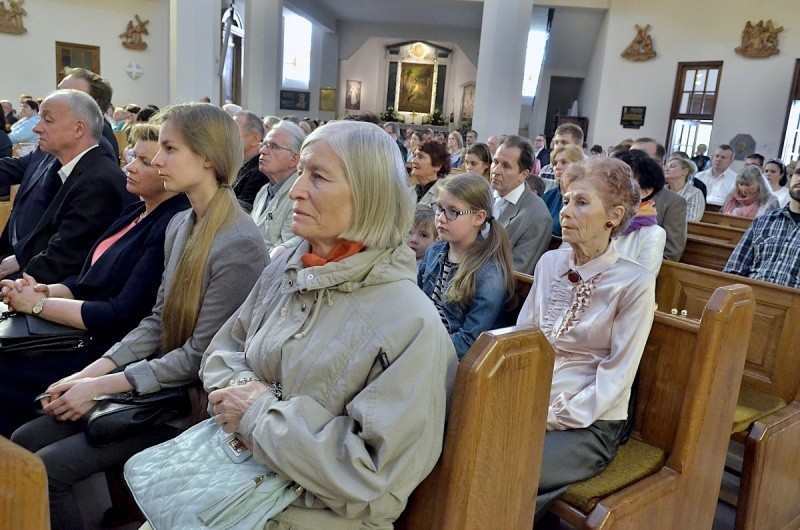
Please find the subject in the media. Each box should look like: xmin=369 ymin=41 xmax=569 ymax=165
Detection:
xmin=270 ymin=120 xmax=306 ymax=154
xmin=234 ymin=110 xmax=266 ymax=138
xmin=46 ymin=89 xmax=103 ymax=141
xmin=384 ymin=121 xmax=399 ymax=134
xmin=302 ymin=121 xmax=414 ymax=249
xmin=263 ymin=116 xmax=281 ymax=130
xmin=736 ymin=165 xmax=772 ymax=205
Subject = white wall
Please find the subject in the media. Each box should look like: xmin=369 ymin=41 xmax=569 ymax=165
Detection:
xmin=0 ymin=0 xmax=169 ymax=108
xmin=583 ymin=0 xmax=800 ymax=157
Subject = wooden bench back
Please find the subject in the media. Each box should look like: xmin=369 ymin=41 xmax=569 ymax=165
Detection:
xmin=688 ymin=220 xmax=746 ymax=245
xmin=397 ymin=327 xmax=554 ymax=530
xmin=0 ymin=436 xmax=49 ymax=529
xmin=656 ymin=261 xmax=800 ymax=403
xmin=679 ymin=233 xmax=736 ymax=271
xmin=702 ymin=210 xmax=752 ymax=230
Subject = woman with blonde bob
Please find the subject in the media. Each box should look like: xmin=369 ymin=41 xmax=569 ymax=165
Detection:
xmin=418 ymin=172 xmax=515 ymax=358
xmin=542 ymin=144 xmax=585 ymax=236
xmin=517 ymin=157 xmax=655 ymax=521
xmin=12 ymin=103 xmax=268 ymax=530
xmin=124 ymin=121 xmax=459 ymax=529
xmin=664 ymin=155 xmax=705 ymax=221
xmin=722 ymin=165 xmax=780 ymax=219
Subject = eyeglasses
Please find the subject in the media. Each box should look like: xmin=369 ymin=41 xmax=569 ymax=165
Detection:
xmin=432 ymin=202 xmax=477 ymax=221
xmin=259 ymin=141 xmax=295 ymax=154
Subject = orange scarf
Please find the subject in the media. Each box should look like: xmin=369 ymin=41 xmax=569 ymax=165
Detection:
xmin=301 ymin=241 xmax=365 ymax=267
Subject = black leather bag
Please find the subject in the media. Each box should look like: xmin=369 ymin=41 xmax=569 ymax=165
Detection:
xmin=0 ymin=310 xmax=88 ymax=355
xmin=85 ymin=386 xmax=192 ymax=447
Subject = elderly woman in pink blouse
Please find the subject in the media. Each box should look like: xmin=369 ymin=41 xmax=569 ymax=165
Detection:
xmin=516 ymin=157 xmax=656 ymax=520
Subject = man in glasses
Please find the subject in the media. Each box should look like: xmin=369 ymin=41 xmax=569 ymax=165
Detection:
xmin=250 ymin=120 xmax=306 ymax=252
xmin=490 ymin=135 xmax=552 ymax=273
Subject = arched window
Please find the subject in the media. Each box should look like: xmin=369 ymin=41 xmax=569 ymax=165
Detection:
xmin=220 ymin=5 xmax=244 ymax=105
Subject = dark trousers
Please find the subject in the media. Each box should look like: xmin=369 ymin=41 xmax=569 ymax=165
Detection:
xmin=12 ymin=414 xmax=180 ymax=530
xmin=534 ymin=419 xmax=627 ymax=522
xmin=0 ymin=347 xmax=99 ymax=438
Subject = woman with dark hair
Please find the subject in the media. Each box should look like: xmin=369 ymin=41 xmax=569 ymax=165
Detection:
xmin=411 ymin=139 xmax=450 ymax=206
xmin=763 ymin=159 xmax=790 ymax=207
xmin=517 ymin=157 xmax=655 ymax=520
xmin=464 ymin=142 xmax=492 ymax=180
xmin=12 ymin=103 xmax=268 ymax=529
xmin=722 ymin=165 xmax=780 ymax=218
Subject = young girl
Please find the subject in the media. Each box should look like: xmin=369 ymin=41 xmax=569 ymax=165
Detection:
xmin=12 ymin=103 xmax=269 ymax=529
xmin=407 ymin=205 xmax=439 ymax=262
xmin=418 ymin=172 xmax=514 ymax=359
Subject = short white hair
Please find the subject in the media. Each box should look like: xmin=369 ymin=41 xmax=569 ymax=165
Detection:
xmin=302 ymin=121 xmax=414 ymax=249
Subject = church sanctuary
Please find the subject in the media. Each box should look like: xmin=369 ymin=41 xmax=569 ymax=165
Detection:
xmin=1 ymin=1 xmax=799 ymax=529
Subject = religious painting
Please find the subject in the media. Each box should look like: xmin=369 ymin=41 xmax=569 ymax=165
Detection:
xmin=397 ymin=63 xmax=435 ymax=114
xmin=345 ymin=80 xmax=361 ymax=111
xmin=280 ymin=90 xmax=310 ymax=111
xmin=460 ymin=83 xmax=475 ymax=121
xmin=56 ymin=42 xmax=100 ymax=85
xmin=319 ymin=87 xmax=336 ymax=112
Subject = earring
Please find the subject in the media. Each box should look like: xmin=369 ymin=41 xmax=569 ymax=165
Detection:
xmin=605 ymin=220 xmax=614 ymax=229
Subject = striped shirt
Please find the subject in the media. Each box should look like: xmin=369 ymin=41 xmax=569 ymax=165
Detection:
xmin=431 ymin=259 xmax=458 ymax=331
xmin=723 ymin=205 xmax=800 ymax=288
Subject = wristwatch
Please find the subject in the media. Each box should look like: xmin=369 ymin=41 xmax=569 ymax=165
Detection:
xmin=32 ymin=297 xmax=47 ymax=315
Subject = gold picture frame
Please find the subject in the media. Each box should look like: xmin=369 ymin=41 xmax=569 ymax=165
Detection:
xmin=56 ymin=41 xmax=100 ymax=85
xmin=319 ymin=87 xmax=336 ymax=112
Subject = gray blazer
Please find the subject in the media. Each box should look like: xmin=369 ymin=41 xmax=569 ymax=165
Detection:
xmin=652 ymin=187 xmax=687 ymax=262
xmin=104 ymin=207 xmax=269 ymax=394
xmin=497 ymin=185 xmax=553 ymax=274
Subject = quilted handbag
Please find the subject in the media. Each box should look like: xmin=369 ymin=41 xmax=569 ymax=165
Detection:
xmin=125 ymin=418 xmax=303 ymax=530
xmin=84 ymin=386 xmax=192 ymax=447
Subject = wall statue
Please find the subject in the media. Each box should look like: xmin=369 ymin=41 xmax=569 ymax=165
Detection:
xmin=0 ymin=0 xmax=27 ymax=35
xmin=735 ymin=20 xmax=783 ymax=58
xmin=621 ymin=24 xmax=656 ymax=61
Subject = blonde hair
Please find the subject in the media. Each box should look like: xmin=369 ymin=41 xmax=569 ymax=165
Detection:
xmin=439 ymin=173 xmax=514 ymax=306
xmin=302 ymin=121 xmax=414 ymax=249
xmin=153 ymin=103 xmax=243 ymax=352
xmin=551 ymin=144 xmax=585 ymax=165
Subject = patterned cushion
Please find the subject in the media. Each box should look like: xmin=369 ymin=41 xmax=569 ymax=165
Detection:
xmin=561 ymin=439 xmax=667 ymax=514
xmin=731 ymin=386 xmax=786 ymax=434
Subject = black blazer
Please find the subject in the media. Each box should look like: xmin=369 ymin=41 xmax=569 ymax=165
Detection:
xmin=17 ymin=146 xmax=136 ymax=283
xmin=61 ymin=194 xmax=191 ymax=346
xmin=0 ymin=149 xmax=62 ymax=258
xmin=233 ymin=155 xmax=268 ymax=212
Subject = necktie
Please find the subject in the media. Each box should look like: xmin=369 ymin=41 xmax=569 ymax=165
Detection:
xmin=493 ymin=196 xmax=506 ymax=219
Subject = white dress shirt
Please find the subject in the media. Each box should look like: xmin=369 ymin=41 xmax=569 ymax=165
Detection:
xmin=695 ymin=167 xmax=737 ymax=206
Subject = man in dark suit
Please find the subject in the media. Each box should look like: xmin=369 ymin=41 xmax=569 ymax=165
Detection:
xmin=232 ymin=110 xmax=268 ymax=212
xmin=533 ymin=133 xmax=550 ymax=168
xmin=491 ymin=135 xmax=553 ymax=273
xmin=0 ymin=89 xmax=133 ymax=283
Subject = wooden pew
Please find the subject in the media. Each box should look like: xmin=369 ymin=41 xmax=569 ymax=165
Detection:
xmin=656 ymin=261 xmax=800 ymax=530
xmin=0 ymin=436 xmax=50 ymax=529
xmin=680 ymin=233 xmax=736 ymax=271
xmin=702 ymin=211 xmax=752 ymax=230
xmin=550 ymin=284 xmax=754 ymax=529
xmin=688 ymin=220 xmax=746 ymax=246
xmin=397 ymin=326 xmax=555 ymax=529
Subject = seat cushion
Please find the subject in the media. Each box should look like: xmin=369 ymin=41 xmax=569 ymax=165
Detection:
xmin=731 ymin=386 xmax=786 ymax=435
xmin=561 ymin=438 xmax=667 ymax=514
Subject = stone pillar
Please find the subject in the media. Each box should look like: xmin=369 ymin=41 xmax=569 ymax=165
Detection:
xmin=472 ymin=0 xmax=532 ymax=139
xmin=169 ymin=0 xmax=219 ymax=104
xmin=242 ymin=0 xmax=283 ymax=115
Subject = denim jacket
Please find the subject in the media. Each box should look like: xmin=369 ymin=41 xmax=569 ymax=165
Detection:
xmin=418 ymin=240 xmax=508 ymax=359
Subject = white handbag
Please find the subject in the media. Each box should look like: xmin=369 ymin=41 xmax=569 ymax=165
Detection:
xmin=124 ymin=418 xmax=303 ymax=530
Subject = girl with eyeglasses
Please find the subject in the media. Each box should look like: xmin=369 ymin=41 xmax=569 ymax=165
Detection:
xmin=417 ymin=172 xmax=514 ymax=359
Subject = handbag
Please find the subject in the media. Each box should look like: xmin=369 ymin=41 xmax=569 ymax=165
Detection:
xmin=85 ymin=386 xmax=192 ymax=447
xmin=0 ymin=309 xmax=88 ymax=355
xmin=125 ymin=418 xmax=303 ymax=530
